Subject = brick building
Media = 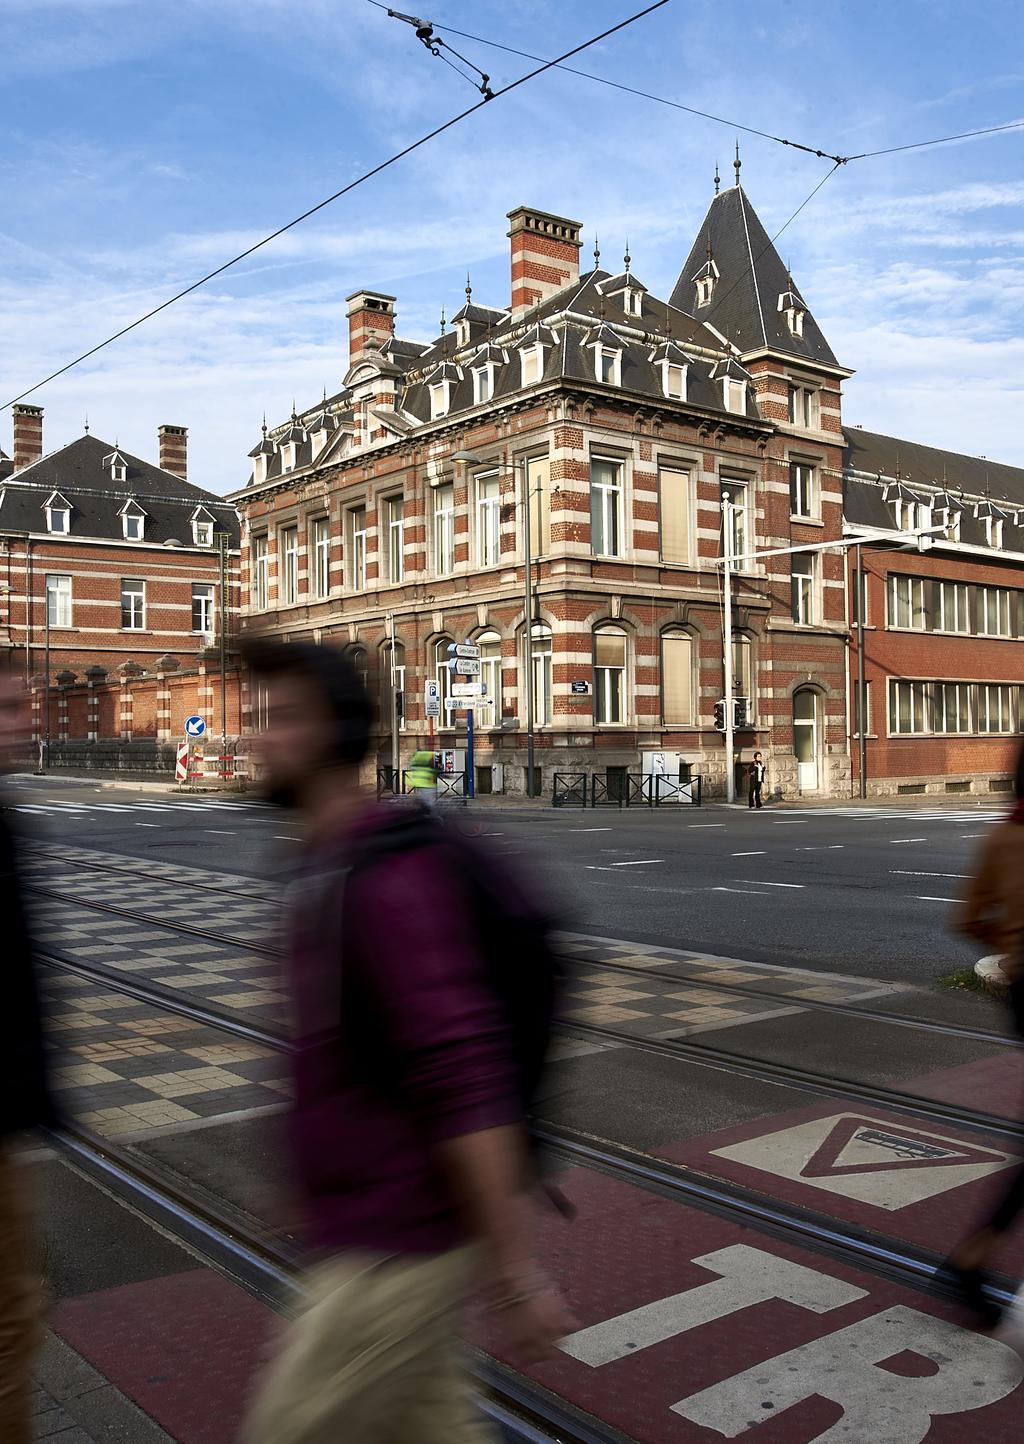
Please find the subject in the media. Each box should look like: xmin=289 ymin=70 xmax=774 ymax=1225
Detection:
xmin=844 ymin=429 xmax=1024 ymax=798
xmin=0 ymin=409 xmax=241 ymax=760
xmin=232 ymin=171 xmax=856 ymax=798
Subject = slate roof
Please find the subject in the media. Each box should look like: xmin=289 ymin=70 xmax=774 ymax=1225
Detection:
xmin=0 ymin=434 xmax=240 ymax=546
xmin=671 ymin=184 xmax=839 ymax=367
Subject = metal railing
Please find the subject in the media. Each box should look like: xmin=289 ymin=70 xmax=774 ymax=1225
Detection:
xmin=552 ymin=773 xmax=588 ymax=808
xmin=551 ymin=772 xmax=702 ymax=809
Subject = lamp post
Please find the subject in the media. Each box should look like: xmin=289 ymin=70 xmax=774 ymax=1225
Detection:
xmin=522 ymin=458 xmax=536 ymax=798
xmin=385 ymin=610 xmax=399 ymax=786
xmin=721 ymin=491 xmax=736 ymax=803
xmin=855 ymin=543 xmax=867 ymax=799
xmin=216 ymin=530 xmax=229 ymax=771
xmin=43 ymin=577 xmax=50 ymax=772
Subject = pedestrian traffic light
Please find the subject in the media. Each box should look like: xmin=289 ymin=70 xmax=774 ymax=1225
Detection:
xmin=713 ymin=700 xmax=726 ymax=731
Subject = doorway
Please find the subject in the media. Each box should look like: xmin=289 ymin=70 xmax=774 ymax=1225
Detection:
xmin=793 ymin=688 xmax=819 ymax=791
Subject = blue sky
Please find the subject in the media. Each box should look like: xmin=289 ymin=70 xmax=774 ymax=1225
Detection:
xmin=2 ymin=0 xmax=1023 ymax=492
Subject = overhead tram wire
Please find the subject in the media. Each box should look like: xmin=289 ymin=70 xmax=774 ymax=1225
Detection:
xmin=0 ymin=0 xmax=670 ymax=415
xmin=846 ymin=115 xmax=1024 ymax=160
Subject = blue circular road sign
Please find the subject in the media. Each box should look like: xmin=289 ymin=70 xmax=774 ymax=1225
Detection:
xmin=184 ymin=715 xmax=207 ymax=737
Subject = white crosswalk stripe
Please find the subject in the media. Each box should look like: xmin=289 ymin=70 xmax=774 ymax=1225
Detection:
xmin=9 ymin=798 xmax=271 ymax=818
xmin=775 ymin=806 xmax=1004 ymax=823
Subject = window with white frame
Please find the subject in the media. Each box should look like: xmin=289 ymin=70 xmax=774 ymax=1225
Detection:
xmin=788 ymin=384 xmax=817 ymax=428
xmin=853 ymin=680 xmax=872 ymax=737
xmin=45 ymin=574 xmax=71 ymax=627
xmin=193 ymin=517 xmax=214 ymax=547
xmin=720 ymin=480 xmax=747 ymax=562
xmin=978 ymin=586 xmax=1011 ymax=637
xmin=590 ymin=457 xmax=623 ymax=557
xmin=888 ymin=574 xmax=928 ymax=630
xmin=595 ymin=346 xmax=621 ymax=385
xmin=46 ymin=502 xmax=70 ymax=534
xmin=348 ymin=507 xmax=367 ymax=590
xmin=120 ymin=578 xmax=145 ymax=630
xmin=935 ymin=580 xmax=969 ymax=634
xmin=889 ymin=679 xmax=930 ymax=735
xmin=476 ymin=472 xmax=501 ymax=567
xmin=659 ymin=466 xmax=692 ymax=564
xmin=723 ymin=377 xmax=746 ymax=413
xmin=312 ymin=517 xmax=330 ymax=598
xmin=978 ymin=683 xmax=1014 ymax=733
xmin=473 ymin=366 xmax=494 ymax=405
xmin=192 ymin=583 xmax=214 ymax=636
xmin=593 ymin=626 xmax=627 ymax=724
xmin=429 ymin=382 xmax=449 ymax=419
xmin=661 ymin=629 xmax=693 ymax=725
xmin=791 ymin=553 xmax=817 ymax=624
xmin=433 ymin=484 xmax=455 ymax=575
xmin=941 ymin=509 xmax=962 ymax=543
xmin=386 ymin=496 xmax=405 ymax=582
xmin=479 ymin=630 xmax=502 ymax=726
xmin=985 ymin=517 xmax=1005 ymax=550
xmin=732 ymin=634 xmax=754 ymax=718
xmin=623 ymin=288 xmax=642 ymax=317
xmin=381 ymin=640 xmax=406 ymax=729
xmin=526 ymin=455 xmax=550 ymax=557
xmin=433 ymin=637 xmax=452 ymax=718
xmin=530 ymin=623 xmax=553 ymax=725
xmin=851 ymin=566 xmax=869 ymax=626
xmin=789 ymin=462 xmax=817 ymax=519
xmin=662 ymin=362 xmax=686 ymax=400
xmin=520 ymin=345 xmax=543 ymax=386
xmin=281 ymin=442 xmax=296 ymax=473
xmin=253 ymin=535 xmax=269 ymax=608
xmin=893 ymin=498 xmax=929 ymax=534
xmin=935 ymin=682 xmax=971 ymax=734
xmin=280 ymin=527 xmax=298 ymax=604
xmin=696 ymin=275 xmax=714 ymax=307
xmin=122 ymin=508 xmax=145 ymax=541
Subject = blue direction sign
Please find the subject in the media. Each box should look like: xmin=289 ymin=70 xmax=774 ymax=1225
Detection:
xmin=184 ymin=715 xmax=207 ymax=738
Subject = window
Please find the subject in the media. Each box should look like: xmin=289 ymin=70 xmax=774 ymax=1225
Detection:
xmin=193 ymin=519 xmax=213 ymax=547
xmin=853 ymin=680 xmax=872 ymax=737
xmin=624 ymin=288 xmax=642 ymax=317
xmin=281 ymin=443 xmax=296 ymax=473
xmin=595 ymin=347 xmax=620 ymax=385
xmin=46 ymin=504 xmax=69 ymax=535
xmin=590 ymin=458 xmax=623 ymax=557
xmin=312 ymin=517 xmax=330 ymax=598
xmin=893 ymin=498 xmax=928 ymax=533
xmin=120 ymin=578 xmax=145 ymax=630
xmin=790 ymin=462 xmax=817 ymax=519
xmin=526 ymin=455 xmax=550 ymax=557
xmin=935 ymin=580 xmax=969 ymax=634
xmin=732 ymin=635 xmax=753 ymax=716
xmin=347 ymin=645 xmax=368 ymax=696
xmin=890 ymin=679 xmax=930 ymax=735
xmin=788 ymin=385 xmax=817 ymax=428
xmin=122 ymin=510 xmax=144 ymax=541
xmin=386 ymin=496 xmax=405 ymax=582
xmin=791 ymin=553 xmax=816 ymax=624
xmin=192 ymin=583 xmax=214 ymax=636
xmin=659 ymin=466 xmax=692 ymax=564
xmin=978 ymin=683 xmax=1014 ymax=734
xmin=253 ymin=535 xmax=269 ymax=608
xmin=433 ymin=637 xmax=452 ymax=718
xmin=723 ymin=377 xmax=746 ymax=413
xmin=520 ymin=346 xmax=543 ymax=386
xmin=978 ymin=587 xmax=1011 ymax=637
xmin=888 ymin=575 xmax=927 ymax=630
xmin=851 ymin=566 xmax=869 ymax=625
xmin=941 ymin=509 xmax=962 ymax=543
xmin=721 ymin=480 xmax=747 ymax=562
xmin=986 ymin=517 xmax=1005 ymax=550
xmin=784 ymin=306 xmax=804 ymax=337
xmin=530 ymin=623 xmax=553 ymax=725
xmin=429 ymin=383 xmax=449 ymax=419
xmin=661 ymin=630 xmax=693 ymax=725
xmin=473 ymin=367 xmax=494 ymax=405
xmin=476 ymin=473 xmax=501 ymax=567
xmin=935 ymin=682 xmax=971 ymax=734
xmin=433 ymin=484 xmax=455 ymax=575
xmin=593 ymin=627 xmax=626 ymax=724
xmin=662 ymin=363 xmax=686 ymax=400
xmin=696 ymin=275 xmax=714 ymax=307
xmin=348 ymin=507 xmax=367 ymax=590
xmin=45 ymin=574 xmax=71 ymax=627
xmin=280 ymin=526 xmax=298 ymax=604
xmin=479 ymin=631 xmax=502 ymax=726
xmin=381 ymin=640 xmax=406 ymax=730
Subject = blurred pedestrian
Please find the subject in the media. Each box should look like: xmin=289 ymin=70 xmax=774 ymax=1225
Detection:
xmin=0 ymin=669 xmax=57 ymax=1442
xmin=241 ymin=639 xmax=569 ymax=1444
xmin=948 ymin=739 xmax=1024 ymax=1325
xmin=407 ymin=747 xmax=439 ymax=811
xmin=747 ymin=752 xmax=766 ymax=810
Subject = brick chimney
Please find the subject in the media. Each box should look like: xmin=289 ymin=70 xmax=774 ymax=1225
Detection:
xmin=158 ymin=424 xmax=188 ymax=479
xmin=346 ymin=291 xmax=396 ymax=367
xmin=507 ymin=207 xmax=583 ymax=318
xmin=12 ymin=403 xmax=43 ymax=471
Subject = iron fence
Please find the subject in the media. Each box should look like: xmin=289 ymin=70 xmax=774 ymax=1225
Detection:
xmin=552 ymin=773 xmax=588 ymax=808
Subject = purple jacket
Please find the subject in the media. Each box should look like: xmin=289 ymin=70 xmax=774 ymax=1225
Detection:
xmin=285 ymin=807 xmax=521 ymax=1256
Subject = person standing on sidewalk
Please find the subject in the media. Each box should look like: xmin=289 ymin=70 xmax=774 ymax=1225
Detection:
xmin=0 ymin=669 xmax=57 ymax=1443
xmin=241 ymin=639 xmax=569 ymax=1444
xmin=948 ymin=738 xmax=1024 ymax=1324
xmin=747 ymin=752 xmax=766 ymax=810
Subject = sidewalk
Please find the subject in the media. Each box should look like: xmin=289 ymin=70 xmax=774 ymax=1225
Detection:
xmin=34 ymin=1329 xmax=174 ymax=1442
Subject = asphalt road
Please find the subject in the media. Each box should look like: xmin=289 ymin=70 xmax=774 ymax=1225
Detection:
xmin=3 ymin=773 xmax=1004 ymax=986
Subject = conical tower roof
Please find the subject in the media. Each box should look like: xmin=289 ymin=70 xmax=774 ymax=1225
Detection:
xmin=671 ymin=182 xmax=838 ymax=367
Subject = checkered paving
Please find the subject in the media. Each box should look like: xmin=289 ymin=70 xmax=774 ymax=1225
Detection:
xmin=40 ymin=969 xmax=290 ymax=1140
xmin=27 ymin=841 xmax=278 ymax=898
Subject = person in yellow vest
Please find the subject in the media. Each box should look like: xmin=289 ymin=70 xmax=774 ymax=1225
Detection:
xmin=407 ymin=749 xmax=438 ymax=811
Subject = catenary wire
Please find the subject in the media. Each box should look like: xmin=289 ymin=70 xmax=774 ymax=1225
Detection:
xmin=0 ymin=0 xmax=670 ymax=415
xmin=846 ymin=116 xmax=1024 ymax=160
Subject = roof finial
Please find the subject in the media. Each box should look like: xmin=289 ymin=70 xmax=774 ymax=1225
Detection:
xmin=734 ymin=140 xmax=741 ymax=187
xmin=439 ymin=306 xmax=446 ymax=335
xmin=714 ymin=162 xmax=720 ymax=196
xmin=706 ymin=232 xmax=713 ymax=263
xmin=624 ymin=238 xmax=631 ymax=274
xmin=593 ymin=234 xmax=601 ymax=269
xmin=83 ymin=414 xmax=89 ymax=435
xmin=465 ymin=271 xmax=472 ymax=304
xmin=261 ymin=413 xmax=267 ymax=438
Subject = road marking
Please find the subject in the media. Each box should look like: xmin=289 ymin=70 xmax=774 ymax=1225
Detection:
xmin=795 ymin=845 xmax=844 ymax=851
xmin=962 ymin=833 xmax=985 ymax=838
xmin=771 ymin=821 xmax=804 ymax=825
xmin=689 ymin=823 xmax=724 ymax=828
xmin=571 ymin=827 xmax=612 ymax=832
xmin=731 ymin=850 xmax=765 ymax=856
xmin=713 ymin=886 xmax=769 ymax=895
xmin=916 ymin=895 xmax=961 ymax=904
xmin=273 ymin=835 xmax=302 ymax=842
xmin=889 ymin=838 xmax=927 ymax=844
xmin=480 ymin=832 xmax=504 ymax=836
xmin=737 ymin=880 xmax=804 ymax=888
xmin=607 ymin=858 xmax=664 ymax=867
xmin=892 ymin=870 xmax=970 ymax=879
xmin=205 ymin=830 xmax=236 ymax=836
xmin=134 ymin=822 xmax=160 ymax=828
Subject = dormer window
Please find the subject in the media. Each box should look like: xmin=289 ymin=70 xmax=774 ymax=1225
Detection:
xmin=120 ymin=501 xmax=146 ymax=541
xmin=253 ymin=454 xmax=268 ymax=484
xmin=473 ymin=366 xmax=495 ymax=405
xmin=430 ymin=382 xmax=451 ymax=419
xmin=281 ymin=441 xmax=297 ymax=473
xmin=455 ymin=320 xmax=471 ymax=347
xmin=696 ymin=275 xmax=714 ymax=307
xmin=623 ymin=288 xmax=642 ymax=317
xmin=520 ymin=345 xmax=544 ymax=387
xmin=785 ymin=306 xmax=804 ymax=337
xmin=941 ymin=509 xmax=961 ymax=543
xmin=190 ymin=506 xmax=216 ymax=547
xmin=723 ymin=377 xmax=746 ymax=413
xmin=44 ymin=492 xmax=71 ymax=534
xmin=662 ymin=362 xmax=686 ymax=400
xmin=595 ymin=346 xmax=621 ymax=386
xmin=986 ymin=517 xmax=1004 ymax=550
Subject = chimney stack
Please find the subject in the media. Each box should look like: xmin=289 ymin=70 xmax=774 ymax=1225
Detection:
xmin=346 ymin=291 xmax=396 ymax=367
xmin=507 ymin=207 xmax=583 ymax=318
xmin=12 ymin=403 xmax=43 ymax=471
xmin=158 ymin=424 xmax=188 ymax=480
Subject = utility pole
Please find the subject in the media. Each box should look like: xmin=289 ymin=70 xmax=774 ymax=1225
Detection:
xmin=522 ymin=459 xmax=536 ymax=798
xmin=386 ymin=611 xmax=399 ymax=786
xmin=856 ymin=543 xmax=867 ymax=799
xmin=217 ymin=530 xmax=229 ymax=776
xmin=721 ymin=491 xmax=735 ymax=803
xmin=43 ymin=577 xmax=50 ymax=772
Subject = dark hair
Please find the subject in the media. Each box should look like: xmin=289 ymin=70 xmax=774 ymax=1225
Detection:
xmin=241 ymin=637 xmax=372 ymax=766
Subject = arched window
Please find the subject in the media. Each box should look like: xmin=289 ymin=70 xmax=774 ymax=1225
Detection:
xmin=433 ymin=637 xmax=452 ymax=718
xmin=732 ymin=634 xmax=754 ymax=722
xmin=593 ymin=626 xmax=627 ymax=724
xmin=478 ymin=631 xmax=502 ymax=727
xmin=381 ymin=640 xmax=406 ymax=731
xmin=345 ymin=644 xmax=368 ymax=697
xmin=522 ymin=622 xmax=552 ymax=725
xmin=661 ymin=629 xmax=693 ymax=725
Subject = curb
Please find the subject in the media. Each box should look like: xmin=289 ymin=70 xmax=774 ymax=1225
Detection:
xmin=975 ymin=954 xmax=1010 ymax=989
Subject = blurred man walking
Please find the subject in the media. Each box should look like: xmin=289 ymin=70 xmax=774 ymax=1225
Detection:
xmin=242 ymin=640 xmax=568 ymax=1444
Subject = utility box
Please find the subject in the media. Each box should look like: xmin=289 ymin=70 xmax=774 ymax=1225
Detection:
xmin=641 ymin=750 xmax=683 ymax=802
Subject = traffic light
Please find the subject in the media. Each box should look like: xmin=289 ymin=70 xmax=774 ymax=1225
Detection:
xmin=713 ymin=700 xmax=726 ymax=732
xmin=733 ymin=695 xmax=750 ymax=729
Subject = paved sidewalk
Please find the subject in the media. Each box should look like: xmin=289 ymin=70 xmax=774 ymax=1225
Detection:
xmin=34 ymin=1329 xmax=174 ymax=1442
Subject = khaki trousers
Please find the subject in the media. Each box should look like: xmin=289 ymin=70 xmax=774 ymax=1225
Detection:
xmin=243 ymin=1246 xmax=495 ymax=1444
xmin=0 ymin=1145 xmax=40 ymax=1444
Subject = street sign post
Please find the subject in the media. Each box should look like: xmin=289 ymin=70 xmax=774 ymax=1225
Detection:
xmin=424 ymin=680 xmax=440 ymax=718
xmin=444 ymin=695 xmax=488 ymax=709
xmin=448 ymin=642 xmax=480 ymax=659
xmin=444 ymin=641 xmax=481 ymax=797
xmin=446 ymin=656 xmax=481 ymax=676
xmin=451 ymin=681 xmax=486 ymax=698
xmin=184 ymin=715 xmax=206 ymax=738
